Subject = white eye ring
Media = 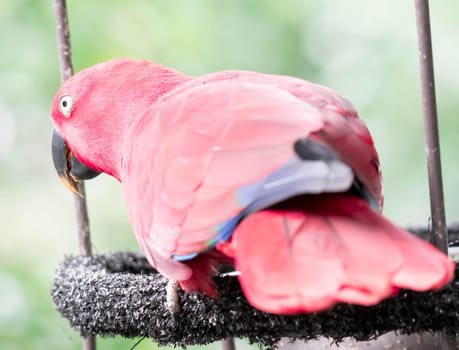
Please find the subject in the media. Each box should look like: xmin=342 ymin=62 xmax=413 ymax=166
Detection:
xmin=58 ymin=95 xmax=75 ymax=117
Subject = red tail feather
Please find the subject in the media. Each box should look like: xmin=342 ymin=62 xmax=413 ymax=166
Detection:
xmin=223 ymin=194 xmax=454 ymax=314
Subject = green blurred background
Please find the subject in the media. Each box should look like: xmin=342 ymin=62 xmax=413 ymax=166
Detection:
xmin=0 ymin=1 xmax=458 ymax=349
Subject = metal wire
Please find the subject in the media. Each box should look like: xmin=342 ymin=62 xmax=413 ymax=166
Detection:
xmin=414 ymin=1 xmax=454 ymax=349
xmin=53 ymin=0 xmax=95 ymax=349
xmin=414 ymin=0 xmax=448 ymax=254
xmin=222 ymin=337 xmax=236 ymax=350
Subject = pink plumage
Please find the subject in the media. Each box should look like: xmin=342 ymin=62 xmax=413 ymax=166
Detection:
xmin=50 ymin=58 xmax=454 ymax=314
xmin=226 ymin=194 xmax=452 ymax=314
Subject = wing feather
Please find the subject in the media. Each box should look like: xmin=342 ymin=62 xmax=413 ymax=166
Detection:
xmin=123 ymin=71 xmax=382 ymax=267
xmin=124 ymin=80 xmax=325 ymax=259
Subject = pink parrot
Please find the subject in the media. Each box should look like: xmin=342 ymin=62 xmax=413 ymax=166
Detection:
xmin=51 ymin=58 xmax=454 ymax=314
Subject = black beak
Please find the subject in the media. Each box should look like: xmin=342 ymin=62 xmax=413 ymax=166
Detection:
xmin=51 ymin=129 xmax=100 ymax=197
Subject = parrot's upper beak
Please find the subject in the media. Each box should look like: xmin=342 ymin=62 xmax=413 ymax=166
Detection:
xmin=52 ymin=129 xmax=100 ymax=197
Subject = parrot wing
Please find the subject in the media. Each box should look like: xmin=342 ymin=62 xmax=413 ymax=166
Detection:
xmin=249 ymin=71 xmax=383 ymax=208
xmin=123 ymin=77 xmax=366 ymax=262
xmin=187 ymin=70 xmax=383 ymax=208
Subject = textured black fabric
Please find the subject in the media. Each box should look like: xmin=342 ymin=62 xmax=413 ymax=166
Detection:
xmin=51 ymin=225 xmax=459 ymax=347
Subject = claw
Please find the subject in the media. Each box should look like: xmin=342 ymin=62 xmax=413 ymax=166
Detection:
xmin=166 ymin=280 xmax=180 ymax=314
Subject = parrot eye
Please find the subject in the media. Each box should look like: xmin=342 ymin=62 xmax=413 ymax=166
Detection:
xmin=58 ymin=95 xmax=75 ymax=117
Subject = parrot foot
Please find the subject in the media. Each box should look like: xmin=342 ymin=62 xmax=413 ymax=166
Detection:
xmin=165 ymin=279 xmax=180 ymax=314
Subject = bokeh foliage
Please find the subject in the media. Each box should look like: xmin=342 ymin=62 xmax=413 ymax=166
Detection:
xmin=0 ymin=1 xmax=458 ymax=349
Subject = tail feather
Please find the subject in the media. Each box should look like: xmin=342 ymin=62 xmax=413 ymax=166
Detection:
xmin=228 ymin=194 xmax=454 ymax=314
xmin=389 ymin=231 xmax=453 ymax=290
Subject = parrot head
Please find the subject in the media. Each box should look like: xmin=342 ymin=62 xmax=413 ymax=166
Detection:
xmin=50 ymin=58 xmax=187 ymax=195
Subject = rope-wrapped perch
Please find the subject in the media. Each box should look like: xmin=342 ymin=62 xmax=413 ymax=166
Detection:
xmin=51 ymin=224 xmax=459 ymax=347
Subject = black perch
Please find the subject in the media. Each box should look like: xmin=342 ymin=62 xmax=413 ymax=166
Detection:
xmin=52 ymin=226 xmax=459 ymax=348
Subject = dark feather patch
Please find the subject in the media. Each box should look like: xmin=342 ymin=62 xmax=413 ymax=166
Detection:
xmin=294 ymin=138 xmax=378 ymax=208
xmin=293 ymin=138 xmax=339 ymax=161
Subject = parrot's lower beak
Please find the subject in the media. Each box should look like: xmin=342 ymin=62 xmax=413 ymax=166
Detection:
xmin=51 ymin=129 xmax=100 ymax=197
